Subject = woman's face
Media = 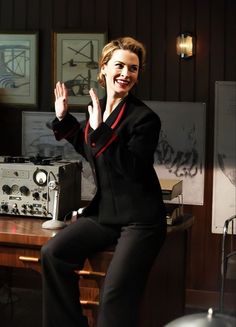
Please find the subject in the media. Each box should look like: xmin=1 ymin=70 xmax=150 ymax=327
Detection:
xmin=101 ymin=49 xmax=139 ymax=98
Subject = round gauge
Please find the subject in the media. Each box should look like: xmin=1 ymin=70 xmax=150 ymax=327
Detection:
xmin=11 ymin=184 xmax=19 ymax=194
xmin=33 ymin=169 xmax=48 ymax=186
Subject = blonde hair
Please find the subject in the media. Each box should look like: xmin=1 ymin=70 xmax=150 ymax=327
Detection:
xmin=98 ymin=36 xmax=146 ymax=88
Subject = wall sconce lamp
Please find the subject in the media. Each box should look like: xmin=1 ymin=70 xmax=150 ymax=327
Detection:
xmin=176 ymin=33 xmax=194 ymax=59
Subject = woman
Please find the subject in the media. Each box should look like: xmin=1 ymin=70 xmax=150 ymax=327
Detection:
xmin=41 ymin=36 xmax=166 ymax=327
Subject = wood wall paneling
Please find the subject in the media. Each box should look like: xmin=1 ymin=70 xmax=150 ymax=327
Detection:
xmin=26 ymin=0 xmax=40 ymax=30
xmin=108 ymin=0 xmax=123 ymax=38
xmin=0 ymin=0 xmax=14 ymax=28
xmin=94 ymin=0 xmax=109 ymax=30
xmin=122 ymin=0 xmax=137 ymax=37
xmin=136 ymin=0 xmax=152 ymax=100
xmin=13 ymin=0 xmax=27 ymax=29
xmin=210 ymin=0 xmax=225 ymax=95
xmin=225 ymin=0 xmax=236 ymax=80
xmin=80 ymin=0 xmax=96 ymax=30
xmin=67 ymin=0 xmax=81 ymax=29
xmin=165 ymin=0 xmax=180 ymax=100
xmin=150 ymin=0 xmax=166 ymax=100
xmin=179 ymin=0 xmax=195 ymax=101
xmin=39 ymin=0 xmax=54 ymax=110
xmin=52 ymin=0 xmax=68 ymax=28
xmin=195 ymin=0 xmax=210 ymax=102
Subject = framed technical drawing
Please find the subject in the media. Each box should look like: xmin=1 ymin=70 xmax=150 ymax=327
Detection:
xmin=0 ymin=32 xmax=38 ymax=106
xmin=53 ymin=32 xmax=106 ymax=107
xmin=144 ymin=101 xmax=206 ymax=206
xmin=212 ymin=81 xmax=236 ymax=234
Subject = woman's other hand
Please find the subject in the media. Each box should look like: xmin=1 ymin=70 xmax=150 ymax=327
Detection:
xmin=88 ymin=88 xmax=102 ymax=130
xmin=54 ymin=81 xmax=68 ymax=121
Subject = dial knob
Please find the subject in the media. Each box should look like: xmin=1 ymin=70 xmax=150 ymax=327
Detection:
xmin=11 ymin=184 xmax=19 ymax=194
xmin=2 ymin=185 xmax=11 ymax=195
xmin=33 ymin=169 xmax=48 ymax=186
xmin=1 ymin=204 xmax=9 ymax=211
xmin=32 ymin=192 xmax=40 ymax=200
xmin=20 ymin=186 xmax=30 ymax=196
xmin=42 ymin=192 xmax=48 ymax=199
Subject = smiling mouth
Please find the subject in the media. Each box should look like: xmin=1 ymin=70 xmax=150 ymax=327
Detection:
xmin=116 ymin=79 xmax=129 ymax=86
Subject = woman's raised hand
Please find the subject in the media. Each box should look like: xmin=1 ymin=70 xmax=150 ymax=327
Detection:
xmin=54 ymin=81 xmax=68 ymax=121
xmin=88 ymin=88 xmax=102 ymax=130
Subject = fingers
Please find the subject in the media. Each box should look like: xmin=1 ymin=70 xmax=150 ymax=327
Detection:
xmin=54 ymin=81 xmax=67 ymax=99
xmin=88 ymin=89 xmax=102 ymax=130
xmin=54 ymin=81 xmax=68 ymax=121
xmin=89 ymin=88 xmax=99 ymax=106
xmin=62 ymin=82 xmax=68 ymax=98
xmin=54 ymin=81 xmax=61 ymax=99
xmin=88 ymin=105 xmax=93 ymax=115
xmin=88 ymin=88 xmax=100 ymax=113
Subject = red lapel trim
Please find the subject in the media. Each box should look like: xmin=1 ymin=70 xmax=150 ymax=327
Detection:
xmin=95 ymin=133 xmax=118 ymax=158
xmin=84 ymin=120 xmax=90 ymax=144
xmin=84 ymin=102 xmax=126 ymax=144
xmin=111 ymin=102 xmax=126 ymax=129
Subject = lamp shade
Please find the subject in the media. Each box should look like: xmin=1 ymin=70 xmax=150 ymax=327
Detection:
xmin=164 ymin=308 xmax=236 ymax=327
xmin=176 ymin=33 xmax=194 ymax=58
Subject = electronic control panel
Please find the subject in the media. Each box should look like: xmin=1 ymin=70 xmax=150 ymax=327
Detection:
xmin=0 ymin=156 xmax=82 ymax=220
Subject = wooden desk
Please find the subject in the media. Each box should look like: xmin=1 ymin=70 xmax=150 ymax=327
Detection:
xmin=0 ymin=214 xmax=194 ymax=327
xmin=0 ymin=216 xmax=59 ymax=273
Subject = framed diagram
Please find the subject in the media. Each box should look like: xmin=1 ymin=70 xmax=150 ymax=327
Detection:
xmin=144 ymin=101 xmax=206 ymax=206
xmin=53 ymin=32 xmax=106 ymax=107
xmin=0 ymin=32 xmax=38 ymax=106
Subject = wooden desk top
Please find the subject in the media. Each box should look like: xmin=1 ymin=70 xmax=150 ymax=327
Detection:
xmin=0 ymin=214 xmax=194 ymax=248
xmin=0 ymin=216 xmax=60 ymax=247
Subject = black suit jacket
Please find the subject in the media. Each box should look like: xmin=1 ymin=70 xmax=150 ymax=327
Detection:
xmin=52 ymin=93 xmax=166 ymax=225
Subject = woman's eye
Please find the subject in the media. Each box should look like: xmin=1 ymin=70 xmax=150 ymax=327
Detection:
xmin=130 ymin=66 xmax=138 ymax=72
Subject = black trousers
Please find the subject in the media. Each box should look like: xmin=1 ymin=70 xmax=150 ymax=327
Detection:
xmin=41 ymin=217 xmax=166 ymax=327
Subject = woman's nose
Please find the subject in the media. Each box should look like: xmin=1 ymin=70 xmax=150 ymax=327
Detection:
xmin=120 ymin=66 xmax=129 ymax=77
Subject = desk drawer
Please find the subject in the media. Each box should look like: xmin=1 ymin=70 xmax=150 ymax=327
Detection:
xmin=0 ymin=246 xmax=41 ymax=272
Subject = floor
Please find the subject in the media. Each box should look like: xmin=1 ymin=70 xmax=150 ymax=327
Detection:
xmin=0 ymin=286 xmax=42 ymax=327
xmin=0 ymin=279 xmax=235 ymax=327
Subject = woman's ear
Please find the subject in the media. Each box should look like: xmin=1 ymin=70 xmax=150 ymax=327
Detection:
xmin=101 ymin=64 xmax=106 ymax=76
